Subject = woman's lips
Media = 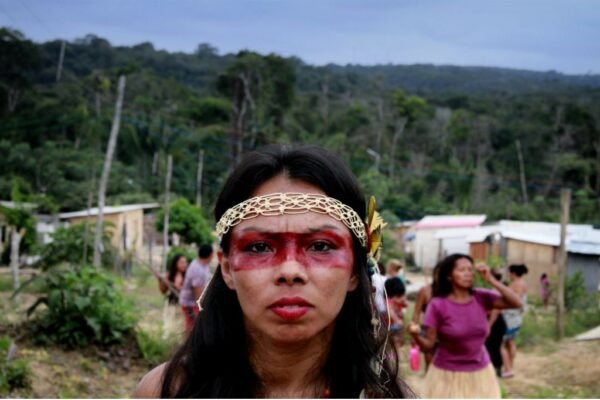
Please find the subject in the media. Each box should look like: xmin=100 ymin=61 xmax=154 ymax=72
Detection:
xmin=268 ymin=297 xmax=314 ymax=321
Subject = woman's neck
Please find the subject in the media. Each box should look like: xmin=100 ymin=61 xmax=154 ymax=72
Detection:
xmin=248 ymin=327 xmax=333 ymax=398
xmin=449 ymin=286 xmax=471 ymax=302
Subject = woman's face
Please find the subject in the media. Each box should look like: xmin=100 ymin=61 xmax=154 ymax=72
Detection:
xmin=176 ymin=257 xmax=188 ymax=273
xmin=450 ymin=257 xmax=474 ymax=290
xmin=220 ymin=175 xmax=359 ymax=345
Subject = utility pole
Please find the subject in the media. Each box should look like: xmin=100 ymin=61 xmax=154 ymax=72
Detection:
xmin=196 ymin=149 xmax=204 ymax=208
xmin=556 ymin=188 xmax=571 ymax=340
xmin=161 ymin=154 xmax=173 ymax=273
xmin=93 ymin=75 xmax=126 ymax=267
xmin=516 ymin=139 xmax=529 ymax=204
xmin=56 ymin=40 xmax=66 ymax=83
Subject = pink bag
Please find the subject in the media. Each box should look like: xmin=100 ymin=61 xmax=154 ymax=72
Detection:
xmin=409 ymin=344 xmax=420 ymax=372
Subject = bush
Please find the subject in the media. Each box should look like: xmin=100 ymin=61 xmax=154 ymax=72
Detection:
xmin=565 ymin=270 xmax=591 ymax=310
xmin=35 ymin=222 xmax=116 ymax=270
xmin=28 ymin=265 xmax=136 ymax=348
xmin=156 ymin=198 xmax=213 ymax=245
xmin=0 ymin=336 xmax=32 ymax=395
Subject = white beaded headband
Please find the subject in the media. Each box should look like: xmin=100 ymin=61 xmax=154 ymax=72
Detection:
xmin=215 ymin=192 xmax=368 ymax=247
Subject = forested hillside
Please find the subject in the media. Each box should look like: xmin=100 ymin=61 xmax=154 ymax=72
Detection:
xmin=2 ymin=28 xmax=600 ymax=224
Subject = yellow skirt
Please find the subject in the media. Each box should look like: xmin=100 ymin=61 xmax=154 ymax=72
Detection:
xmin=421 ymin=363 xmax=500 ymax=398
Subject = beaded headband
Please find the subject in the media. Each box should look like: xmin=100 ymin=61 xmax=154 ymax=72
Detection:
xmin=215 ymin=192 xmax=368 ymax=247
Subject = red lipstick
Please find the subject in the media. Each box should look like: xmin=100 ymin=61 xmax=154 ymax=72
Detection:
xmin=268 ymin=297 xmax=313 ymax=321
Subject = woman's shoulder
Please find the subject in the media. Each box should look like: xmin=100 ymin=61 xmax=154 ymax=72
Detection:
xmin=133 ymin=363 xmax=167 ymax=398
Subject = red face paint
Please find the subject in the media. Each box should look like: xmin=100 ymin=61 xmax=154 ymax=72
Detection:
xmin=229 ymin=229 xmax=354 ymax=272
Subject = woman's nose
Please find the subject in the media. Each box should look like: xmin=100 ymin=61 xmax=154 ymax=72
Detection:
xmin=275 ymin=251 xmax=308 ymax=285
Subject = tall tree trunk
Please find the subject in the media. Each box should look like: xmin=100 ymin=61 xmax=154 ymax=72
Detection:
xmin=56 ymin=40 xmax=66 ymax=83
xmin=515 ymin=139 xmax=529 ymax=204
xmin=196 ymin=150 xmax=204 ymax=208
xmin=375 ymin=98 xmax=384 ymax=162
xmin=93 ymin=75 xmax=126 ymax=267
xmin=10 ymin=227 xmax=24 ymax=300
xmin=319 ymin=78 xmax=329 ymax=135
xmin=161 ymin=155 xmax=173 ymax=273
xmin=389 ymin=117 xmax=407 ymax=180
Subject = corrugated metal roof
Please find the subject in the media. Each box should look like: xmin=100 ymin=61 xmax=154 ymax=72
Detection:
xmin=414 ymin=215 xmax=486 ymax=229
xmin=59 ymin=203 xmax=160 ymax=219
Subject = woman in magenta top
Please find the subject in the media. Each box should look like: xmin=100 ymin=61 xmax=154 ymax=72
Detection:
xmin=410 ymin=254 xmax=521 ymax=398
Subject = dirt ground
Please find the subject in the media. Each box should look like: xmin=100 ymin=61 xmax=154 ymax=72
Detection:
xmin=404 ymin=339 xmax=600 ymax=398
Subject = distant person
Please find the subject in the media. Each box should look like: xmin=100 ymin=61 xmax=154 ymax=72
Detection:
xmin=485 ymin=269 xmax=507 ymax=378
xmin=409 ymin=253 xmax=522 ymax=398
xmin=179 ymin=244 xmax=213 ymax=332
xmin=540 ymin=273 xmax=550 ymax=308
xmin=158 ymin=254 xmax=188 ymax=336
xmin=384 ymin=276 xmax=407 ymax=349
xmin=158 ymin=254 xmax=188 ymax=304
xmin=386 ymin=258 xmax=406 ymax=285
xmin=501 ymin=263 xmax=529 ymax=378
xmin=410 ymin=283 xmax=434 ymax=371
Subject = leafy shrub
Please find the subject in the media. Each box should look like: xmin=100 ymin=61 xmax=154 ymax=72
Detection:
xmin=34 ymin=222 xmax=116 ymax=269
xmin=565 ymin=270 xmax=591 ymax=310
xmin=0 ymin=336 xmax=32 ymax=395
xmin=155 ymin=198 xmax=213 ymax=245
xmin=28 ymin=265 xmax=136 ymax=348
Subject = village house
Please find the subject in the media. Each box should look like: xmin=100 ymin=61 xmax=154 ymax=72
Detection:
xmin=406 ymin=215 xmax=487 ymax=269
xmin=58 ymin=203 xmax=159 ymax=254
xmin=467 ymin=220 xmax=600 ymax=297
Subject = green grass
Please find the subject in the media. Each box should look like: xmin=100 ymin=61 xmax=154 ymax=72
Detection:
xmin=518 ymin=305 xmax=600 ymax=348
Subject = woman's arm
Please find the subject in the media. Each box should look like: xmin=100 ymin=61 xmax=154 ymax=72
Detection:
xmin=411 ymin=287 xmax=426 ymax=324
xmin=477 ymin=265 xmax=522 ymax=309
xmin=409 ymin=325 xmax=437 ymax=352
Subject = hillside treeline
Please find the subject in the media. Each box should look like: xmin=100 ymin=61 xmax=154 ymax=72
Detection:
xmin=1 ymin=27 xmax=599 ymax=224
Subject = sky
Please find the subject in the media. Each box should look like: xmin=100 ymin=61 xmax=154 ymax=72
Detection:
xmin=0 ymin=0 xmax=598 ymax=75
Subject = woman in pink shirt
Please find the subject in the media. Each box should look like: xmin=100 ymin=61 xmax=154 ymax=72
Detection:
xmin=410 ymin=254 xmax=521 ymax=398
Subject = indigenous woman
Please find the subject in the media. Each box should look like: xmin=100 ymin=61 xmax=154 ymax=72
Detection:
xmin=157 ymin=254 xmax=188 ymax=337
xmin=159 ymin=254 xmax=188 ymax=304
xmin=135 ymin=144 xmax=414 ymax=398
xmin=409 ymin=253 xmax=521 ymax=398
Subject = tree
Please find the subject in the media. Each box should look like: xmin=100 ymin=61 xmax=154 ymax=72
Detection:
xmin=155 ymin=198 xmax=213 ymax=245
xmin=0 ymin=28 xmax=40 ymax=114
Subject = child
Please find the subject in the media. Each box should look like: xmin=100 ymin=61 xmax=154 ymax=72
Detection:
xmin=384 ymin=276 xmax=407 ymax=348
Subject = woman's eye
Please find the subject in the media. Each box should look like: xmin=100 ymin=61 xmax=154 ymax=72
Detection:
xmin=308 ymin=241 xmax=333 ymax=252
xmin=245 ymin=242 xmax=272 ymax=253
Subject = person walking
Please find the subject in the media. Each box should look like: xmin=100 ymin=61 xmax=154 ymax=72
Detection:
xmin=409 ymin=253 xmax=521 ymax=398
xmin=501 ymin=264 xmax=528 ymax=378
xmin=540 ymin=273 xmax=550 ymax=308
xmin=178 ymin=244 xmax=213 ymax=332
xmin=485 ymin=269 xmax=507 ymax=378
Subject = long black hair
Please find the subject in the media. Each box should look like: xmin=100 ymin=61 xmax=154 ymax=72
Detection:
xmin=508 ymin=263 xmax=529 ymax=277
xmin=160 ymin=144 xmax=413 ymax=398
xmin=432 ymin=253 xmax=474 ymax=298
